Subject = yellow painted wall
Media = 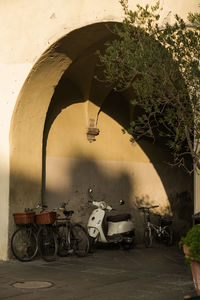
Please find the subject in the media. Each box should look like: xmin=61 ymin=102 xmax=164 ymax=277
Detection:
xmin=47 ymin=102 xmax=149 ymax=162
xmin=0 ymin=0 xmax=198 ymax=259
xmin=45 ymin=94 xmax=193 ymax=240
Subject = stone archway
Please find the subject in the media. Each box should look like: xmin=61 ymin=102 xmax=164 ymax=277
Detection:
xmin=9 ymin=22 xmax=119 ymax=238
xmin=9 ymin=21 xmax=193 ymax=252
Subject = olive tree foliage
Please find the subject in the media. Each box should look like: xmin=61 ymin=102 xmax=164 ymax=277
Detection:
xmin=96 ymin=1 xmax=200 ymax=173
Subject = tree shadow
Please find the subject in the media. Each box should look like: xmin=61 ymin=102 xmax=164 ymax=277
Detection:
xmin=43 ymin=81 xmax=193 ymax=241
xmin=98 ymin=89 xmax=194 ymax=237
xmin=44 ymin=158 xmax=133 ymax=219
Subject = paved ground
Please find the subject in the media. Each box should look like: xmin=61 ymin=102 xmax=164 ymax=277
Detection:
xmin=0 ymin=244 xmax=196 ymax=300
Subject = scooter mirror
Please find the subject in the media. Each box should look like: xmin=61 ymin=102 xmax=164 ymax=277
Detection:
xmin=88 ymin=188 xmax=94 ymax=199
xmin=119 ymin=199 xmax=125 ymax=205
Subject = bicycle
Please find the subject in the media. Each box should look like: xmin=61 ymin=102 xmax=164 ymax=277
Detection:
xmin=56 ymin=203 xmax=89 ymax=257
xmin=11 ymin=204 xmax=49 ymax=262
xmin=138 ymin=205 xmax=173 ymax=248
xmin=36 ymin=210 xmax=58 ymax=262
xmin=37 ymin=203 xmax=90 ymax=261
xmin=11 ymin=208 xmax=39 ymax=262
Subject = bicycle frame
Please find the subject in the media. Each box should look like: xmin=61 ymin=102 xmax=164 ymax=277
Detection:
xmin=56 ymin=216 xmax=72 ymax=250
xmin=140 ymin=205 xmax=173 ymax=246
xmin=146 ymin=221 xmax=168 ymax=238
xmin=55 ymin=205 xmax=89 ymax=257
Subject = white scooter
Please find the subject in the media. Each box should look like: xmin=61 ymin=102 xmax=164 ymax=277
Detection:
xmin=87 ymin=188 xmax=135 ymax=250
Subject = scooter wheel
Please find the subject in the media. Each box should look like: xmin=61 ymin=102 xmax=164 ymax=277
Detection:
xmin=121 ymin=239 xmax=135 ymax=250
xmin=88 ymin=236 xmax=95 ymax=253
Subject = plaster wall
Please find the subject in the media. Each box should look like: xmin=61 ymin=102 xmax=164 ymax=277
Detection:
xmin=45 ymin=100 xmax=193 ymax=240
xmin=0 ymin=0 xmax=199 ymax=259
xmin=1 ymin=0 xmax=199 ymax=64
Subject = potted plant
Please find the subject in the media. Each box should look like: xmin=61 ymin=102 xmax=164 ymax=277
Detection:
xmin=180 ymin=225 xmax=200 ymax=296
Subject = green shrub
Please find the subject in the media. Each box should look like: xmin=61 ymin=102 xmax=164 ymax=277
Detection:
xmin=180 ymin=225 xmax=200 ymax=263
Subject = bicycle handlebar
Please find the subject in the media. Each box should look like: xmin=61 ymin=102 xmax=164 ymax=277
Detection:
xmin=24 ymin=203 xmax=48 ymax=213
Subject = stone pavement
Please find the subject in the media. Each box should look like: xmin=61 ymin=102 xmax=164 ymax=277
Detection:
xmin=0 ymin=244 xmax=195 ymax=300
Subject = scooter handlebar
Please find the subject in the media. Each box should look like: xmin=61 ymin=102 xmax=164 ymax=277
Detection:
xmin=106 ymin=205 xmax=112 ymax=211
xmin=90 ymin=201 xmax=113 ymax=211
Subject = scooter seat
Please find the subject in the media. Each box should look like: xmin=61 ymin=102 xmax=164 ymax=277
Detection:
xmin=107 ymin=214 xmax=131 ymax=222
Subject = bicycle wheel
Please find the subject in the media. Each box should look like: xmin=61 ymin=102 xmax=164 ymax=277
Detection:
xmin=144 ymin=227 xmax=153 ymax=248
xmin=37 ymin=225 xmax=57 ymax=261
xmin=70 ymin=224 xmax=89 ymax=257
xmin=57 ymin=224 xmax=70 ymax=257
xmin=11 ymin=226 xmax=38 ymax=262
xmin=163 ymin=226 xmax=173 ymax=246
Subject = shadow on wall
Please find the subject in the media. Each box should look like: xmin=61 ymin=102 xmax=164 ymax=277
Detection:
xmin=9 ymin=172 xmax=43 ymax=256
xmin=44 ymin=158 xmax=139 ymax=234
xmin=42 ymin=78 xmax=84 ymax=199
xmin=100 ymin=90 xmax=194 ymax=238
xmin=43 ymin=85 xmax=193 ymax=241
xmin=44 ymin=156 xmax=193 ymax=242
xmin=8 ymin=161 xmax=193 ymax=251
xmin=151 ymin=164 xmax=193 ymax=238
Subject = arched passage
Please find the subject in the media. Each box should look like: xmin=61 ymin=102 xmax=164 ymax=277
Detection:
xmin=9 ymin=22 xmax=119 ymax=234
xmin=9 ymin=22 xmax=193 ymax=247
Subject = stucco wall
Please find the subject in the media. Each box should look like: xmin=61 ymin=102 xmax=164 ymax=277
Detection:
xmin=0 ymin=0 xmax=199 ymax=259
xmin=44 ymin=93 xmax=193 ymax=241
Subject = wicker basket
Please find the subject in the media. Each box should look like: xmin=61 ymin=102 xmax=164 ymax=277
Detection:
xmin=13 ymin=212 xmax=35 ymax=225
xmin=35 ymin=211 xmax=57 ymax=225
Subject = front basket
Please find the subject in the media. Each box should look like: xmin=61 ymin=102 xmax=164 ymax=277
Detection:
xmin=35 ymin=211 xmax=57 ymax=225
xmin=13 ymin=212 xmax=35 ymax=225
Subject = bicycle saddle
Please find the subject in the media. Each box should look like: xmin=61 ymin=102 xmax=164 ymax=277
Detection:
xmin=107 ymin=214 xmax=131 ymax=222
xmin=63 ymin=210 xmax=74 ymax=216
